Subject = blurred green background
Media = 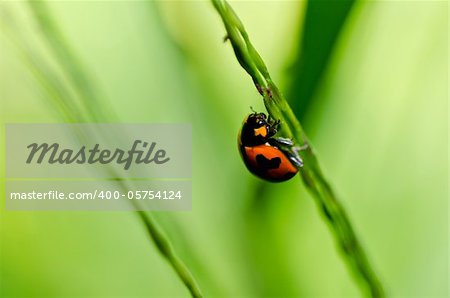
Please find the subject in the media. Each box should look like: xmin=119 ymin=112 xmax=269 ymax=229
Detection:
xmin=0 ymin=1 xmax=447 ymax=297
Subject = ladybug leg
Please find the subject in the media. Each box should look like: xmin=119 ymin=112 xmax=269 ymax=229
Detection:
xmin=287 ymin=153 xmax=304 ymax=168
xmin=267 ymin=115 xmax=280 ymax=127
xmin=292 ymin=143 xmax=309 ymax=152
xmin=288 ymin=143 xmax=310 ymax=167
xmin=270 ymin=137 xmax=294 ymax=147
xmin=291 ymin=143 xmax=310 ymax=157
xmin=274 ymin=119 xmax=281 ymax=129
xmin=269 ymin=140 xmax=308 ymax=168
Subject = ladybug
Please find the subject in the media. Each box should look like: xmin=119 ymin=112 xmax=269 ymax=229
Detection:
xmin=238 ymin=111 xmax=305 ymax=182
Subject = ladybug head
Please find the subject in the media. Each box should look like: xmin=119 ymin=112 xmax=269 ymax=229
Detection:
xmin=240 ymin=112 xmax=277 ymax=146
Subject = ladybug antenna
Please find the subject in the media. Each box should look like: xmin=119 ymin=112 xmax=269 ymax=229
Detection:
xmin=250 ymin=106 xmax=257 ymax=114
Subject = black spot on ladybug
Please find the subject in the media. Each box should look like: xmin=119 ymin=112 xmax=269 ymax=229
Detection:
xmin=255 ymin=154 xmax=281 ymax=170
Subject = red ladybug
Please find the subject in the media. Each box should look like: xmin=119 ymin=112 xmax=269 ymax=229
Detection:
xmin=238 ymin=112 xmax=304 ymax=182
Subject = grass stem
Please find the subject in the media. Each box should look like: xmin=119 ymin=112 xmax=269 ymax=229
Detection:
xmin=212 ymin=1 xmax=385 ymax=296
xmin=3 ymin=3 xmax=203 ymax=297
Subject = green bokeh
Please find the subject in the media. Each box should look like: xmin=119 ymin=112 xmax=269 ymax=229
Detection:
xmin=0 ymin=1 xmax=447 ymax=297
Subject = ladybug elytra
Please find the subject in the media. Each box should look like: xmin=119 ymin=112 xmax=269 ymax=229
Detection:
xmin=238 ymin=111 xmax=305 ymax=182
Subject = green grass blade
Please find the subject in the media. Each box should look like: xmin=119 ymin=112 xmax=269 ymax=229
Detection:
xmin=288 ymin=0 xmax=355 ymax=121
xmin=3 ymin=3 xmax=203 ymax=297
xmin=212 ymin=0 xmax=384 ymax=296
xmin=27 ymin=1 xmax=116 ymax=122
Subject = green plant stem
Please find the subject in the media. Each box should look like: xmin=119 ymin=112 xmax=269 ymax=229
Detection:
xmin=135 ymin=210 xmax=203 ymax=298
xmin=2 ymin=3 xmax=203 ymax=297
xmin=212 ymin=1 xmax=384 ymax=297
